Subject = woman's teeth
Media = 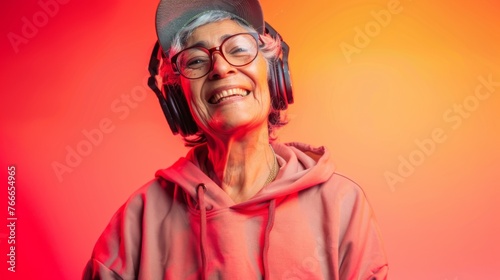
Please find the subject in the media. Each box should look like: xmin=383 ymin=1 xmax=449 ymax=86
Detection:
xmin=209 ymin=88 xmax=250 ymax=104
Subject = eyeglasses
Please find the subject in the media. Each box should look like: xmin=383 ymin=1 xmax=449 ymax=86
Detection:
xmin=171 ymin=33 xmax=260 ymax=79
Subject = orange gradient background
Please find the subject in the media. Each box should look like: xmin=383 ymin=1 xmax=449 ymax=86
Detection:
xmin=1 ymin=0 xmax=499 ymax=279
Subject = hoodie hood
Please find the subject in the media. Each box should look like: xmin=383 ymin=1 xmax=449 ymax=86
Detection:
xmin=155 ymin=142 xmax=336 ymax=210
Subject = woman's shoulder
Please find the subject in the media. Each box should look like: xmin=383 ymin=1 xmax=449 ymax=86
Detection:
xmin=124 ymin=175 xmax=180 ymax=208
xmin=100 ymin=176 xmax=180 ymax=227
xmin=326 ymin=172 xmax=366 ymax=194
xmin=310 ymin=172 xmax=378 ymax=220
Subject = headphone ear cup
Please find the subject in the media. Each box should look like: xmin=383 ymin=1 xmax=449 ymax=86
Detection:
xmin=269 ymin=60 xmax=287 ymax=110
xmin=268 ymin=61 xmax=278 ymax=110
xmin=274 ymin=59 xmax=288 ymax=110
xmin=158 ymin=86 xmax=179 ymax=135
xmin=281 ymin=52 xmax=294 ymax=105
xmin=264 ymin=22 xmax=294 ymax=109
xmin=163 ymin=84 xmax=198 ymax=137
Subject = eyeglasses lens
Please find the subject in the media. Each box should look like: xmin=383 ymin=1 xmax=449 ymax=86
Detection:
xmin=175 ymin=33 xmax=258 ymax=79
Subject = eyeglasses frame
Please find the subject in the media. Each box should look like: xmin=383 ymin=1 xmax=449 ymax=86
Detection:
xmin=170 ymin=32 xmax=261 ymax=79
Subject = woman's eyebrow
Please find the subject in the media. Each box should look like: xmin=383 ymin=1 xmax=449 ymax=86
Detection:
xmin=187 ymin=41 xmax=208 ymax=48
xmin=187 ymin=34 xmax=233 ymax=48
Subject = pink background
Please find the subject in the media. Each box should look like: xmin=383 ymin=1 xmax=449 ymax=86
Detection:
xmin=1 ymin=0 xmax=499 ymax=279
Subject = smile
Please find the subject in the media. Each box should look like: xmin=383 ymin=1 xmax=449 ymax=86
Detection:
xmin=209 ymin=88 xmax=251 ymax=104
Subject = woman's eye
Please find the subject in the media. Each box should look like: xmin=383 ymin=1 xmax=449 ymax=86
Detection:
xmin=186 ymin=57 xmax=209 ymax=68
xmin=229 ymin=47 xmax=249 ymax=55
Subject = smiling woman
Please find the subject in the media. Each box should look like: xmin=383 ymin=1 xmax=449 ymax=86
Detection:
xmin=176 ymin=19 xmax=274 ymax=149
xmin=82 ymin=0 xmax=388 ymax=279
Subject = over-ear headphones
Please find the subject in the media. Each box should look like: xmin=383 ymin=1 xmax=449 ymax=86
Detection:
xmin=264 ymin=23 xmax=294 ymax=111
xmin=147 ymin=22 xmax=293 ymax=136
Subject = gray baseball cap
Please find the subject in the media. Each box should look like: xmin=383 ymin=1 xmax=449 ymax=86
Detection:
xmin=155 ymin=0 xmax=265 ymax=54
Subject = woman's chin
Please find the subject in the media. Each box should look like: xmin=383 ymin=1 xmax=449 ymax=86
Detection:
xmin=206 ymin=116 xmax=267 ymax=137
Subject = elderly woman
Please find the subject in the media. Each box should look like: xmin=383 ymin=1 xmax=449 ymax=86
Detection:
xmin=84 ymin=0 xmax=388 ymax=279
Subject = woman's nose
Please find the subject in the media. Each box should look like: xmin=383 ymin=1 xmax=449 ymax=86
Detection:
xmin=207 ymin=52 xmax=236 ymax=80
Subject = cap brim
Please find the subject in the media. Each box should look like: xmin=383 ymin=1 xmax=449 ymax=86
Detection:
xmin=156 ymin=0 xmax=264 ymax=54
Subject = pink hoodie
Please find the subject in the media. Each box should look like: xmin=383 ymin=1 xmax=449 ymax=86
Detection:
xmin=84 ymin=142 xmax=388 ymax=279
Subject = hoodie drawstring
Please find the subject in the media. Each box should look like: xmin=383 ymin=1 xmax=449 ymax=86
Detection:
xmin=197 ymin=184 xmax=208 ymax=280
xmin=262 ymin=199 xmax=276 ymax=279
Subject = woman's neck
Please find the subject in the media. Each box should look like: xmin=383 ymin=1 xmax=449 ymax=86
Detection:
xmin=204 ymin=130 xmax=276 ymax=203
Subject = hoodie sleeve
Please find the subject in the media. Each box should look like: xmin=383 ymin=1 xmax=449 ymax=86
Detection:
xmin=336 ymin=178 xmax=389 ymax=280
xmin=83 ymin=259 xmax=124 ymax=280
xmin=82 ymin=193 xmax=145 ymax=280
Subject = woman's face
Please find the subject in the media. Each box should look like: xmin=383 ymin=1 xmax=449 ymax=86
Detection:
xmin=179 ymin=19 xmax=271 ymax=138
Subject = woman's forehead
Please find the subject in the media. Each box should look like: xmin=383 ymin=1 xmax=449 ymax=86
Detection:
xmin=185 ymin=19 xmax=248 ymax=47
